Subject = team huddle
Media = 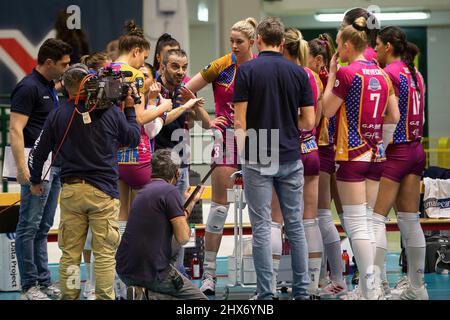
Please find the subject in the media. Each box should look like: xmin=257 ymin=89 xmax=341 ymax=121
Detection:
xmin=11 ymin=6 xmax=427 ymax=301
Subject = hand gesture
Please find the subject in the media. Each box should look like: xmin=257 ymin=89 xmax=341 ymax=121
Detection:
xmin=176 ymin=86 xmax=196 ymax=105
xmin=210 ymin=116 xmax=229 ymax=129
xmin=148 ymin=81 xmax=161 ymax=100
xmin=183 ymin=98 xmax=205 ymax=110
xmin=158 ymin=93 xmax=173 ymax=113
xmin=329 ymin=52 xmax=339 ymax=75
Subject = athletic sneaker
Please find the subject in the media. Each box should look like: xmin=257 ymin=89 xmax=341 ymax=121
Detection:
xmin=200 ymin=272 xmax=216 ymax=295
xmin=319 ymin=277 xmax=331 ymax=288
xmin=391 ymin=276 xmax=409 ymax=296
xmin=381 ymin=280 xmax=392 ymax=299
xmin=40 ymin=284 xmax=62 ymax=300
xmin=21 ymin=286 xmax=51 ymax=300
xmin=400 ymin=285 xmax=429 ymax=300
xmin=320 ymin=281 xmax=348 ymax=299
xmin=340 ymin=286 xmax=362 ymax=300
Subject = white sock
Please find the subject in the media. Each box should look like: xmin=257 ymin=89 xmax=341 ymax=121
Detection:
xmin=319 ymin=251 xmax=328 ymax=284
xmin=318 ymin=209 xmax=343 ymax=283
xmin=272 ymin=258 xmax=280 ymax=294
xmin=325 ymin=241 xmax=344 ymax=283
xmin=304 ymin=219 xmax=324 ymax=294
xmin=308 ymin=258 xmax=322 ymax=294
xmin=372 ymin=212 xmax=388 ymax=286
xmin=366 ymin=206 xmax=377 ymax=255
xmin=343 ymin=204 xmax=375 ymax=299
xmin=203 ymin=251 xmax=218 ymax=276
xmin=397 ymin=212 xmax=426 ymax=288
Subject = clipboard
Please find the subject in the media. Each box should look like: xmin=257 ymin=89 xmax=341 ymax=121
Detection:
xmin=2 ymin=146 xmax=52 ymax=182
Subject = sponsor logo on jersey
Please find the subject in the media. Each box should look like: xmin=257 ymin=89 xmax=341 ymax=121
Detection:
xmin=135 ymin=77 xmax=144 ymax=89
xmin=368 ymin=77 xmax=381 ymax=91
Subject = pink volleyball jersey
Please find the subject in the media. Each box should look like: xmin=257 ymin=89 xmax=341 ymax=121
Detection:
xmin=200 ymin=53 xmax=256 ymax=130
xmin=117 ymin=127 xmax=151 ymax=164
xmin=364 ymin=47 xmax=378 ymax=63
xmin=315 ymin=70 xmax=336 ymax=146
xmin=333 ymin=60 xmax=394 ymax=162
xmin=384 ymin=60 xmax=425 ymax=144
xmin=300 ymin=67 xmax=323 ymax=143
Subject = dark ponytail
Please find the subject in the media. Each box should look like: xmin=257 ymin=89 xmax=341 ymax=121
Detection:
xmin=379 ymin=26 xmax=420 ymax=94
xmin=153 ymin=33 xmax=180 ymax=73
xmin=308 ymin=33 xmax=335 ymax=70
xmin=118 ymin=20 xmax=150 ymax=54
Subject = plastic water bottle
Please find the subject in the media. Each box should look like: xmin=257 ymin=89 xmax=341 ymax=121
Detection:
xmin=342 ymin=250 xmax=350 ymax=275
xmin=191 ymin=253 xmax=201 ymax=279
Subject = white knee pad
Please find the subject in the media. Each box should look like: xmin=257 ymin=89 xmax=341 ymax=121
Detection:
xmin=397 ymin=212 xmax=426 ymax=248
xmin=304 ymin=219 xmax=324 ymax=254
xmin=317 ymin=209 xmax=340 ymax=245
xmin=205 ymin=202 xmax=229 ymax=234
xmin=271 ymin=222 xmax=283 ymax=256
xmin=372 ymin=212 xmax=388 ymax=250
xmin=343 ymin=204 xmax=370 ymax=241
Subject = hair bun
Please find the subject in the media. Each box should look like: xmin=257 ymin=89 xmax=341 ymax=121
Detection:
xmin=245 ymin=17 xmax=258 ymax=29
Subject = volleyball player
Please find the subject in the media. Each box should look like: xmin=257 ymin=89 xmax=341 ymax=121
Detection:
xmin=373 ymin=26 xmax=428 ymax=300
xmin=184 ymin=17 xmax=258 ymax=295
xmin=322 ymin=17 xmax=399 ymax=299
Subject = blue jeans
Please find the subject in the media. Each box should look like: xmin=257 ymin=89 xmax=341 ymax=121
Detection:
xmin=243 ymin=160 xmax=310 ymax=300
xmin=15 ymin=166 xmax=61 ymax=291
xmin=173 ymin=166 xmax=190 ymax=276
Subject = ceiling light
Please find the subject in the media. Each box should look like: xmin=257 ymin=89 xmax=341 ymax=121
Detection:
xmin=315 ymin=11 xmax=430 ymax=22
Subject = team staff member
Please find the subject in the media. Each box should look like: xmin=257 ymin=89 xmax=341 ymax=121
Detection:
xmin=373 ymin=27 xmax=428 ymax=300
xmin=28 ymin=64 xmax=140 ymax=300
xmin=183 ymin=17 xmax=258 ymax=295
xmin=234 ymin=17 xmax=315 ymax=300
xmin=322 ymin=17 xmax=399 ymax=300
xmin=116 ymin=149 xmax=207 ymax=300
xmin=10 ymin=38 xmax=71 ymax=300
xmin=277 ymin=27 xmax=324 ymax=297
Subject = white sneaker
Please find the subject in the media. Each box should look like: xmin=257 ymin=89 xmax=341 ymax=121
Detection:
xmin=400 ymin=285 xmax=429 ymax=300
xmin=40 ymin=284 xmax=62 ymax=300
xmin=320 ymin=281 xmax=348 ymax=299
xmin=319 ymin=277 xmax=331 ymax=289
xmin=391 ymin=276 xmax=409 ymax=296
xmin=21 ymin=286 xmax=51 ymax=300
xmin=381 ymin=280 xmax=392 ymax=299
xmin=340 ymin=285 xmax=363 ymax=300
xmin=200 ymin=272 xmax=216 ymax=296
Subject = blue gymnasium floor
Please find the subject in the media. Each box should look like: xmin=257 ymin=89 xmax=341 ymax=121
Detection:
xmin=1 ymin=253 xmax=449 ymax=300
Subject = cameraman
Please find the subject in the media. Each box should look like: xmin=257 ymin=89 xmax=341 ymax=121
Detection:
xmin=28 ymin=64 xmax=140 ymax=300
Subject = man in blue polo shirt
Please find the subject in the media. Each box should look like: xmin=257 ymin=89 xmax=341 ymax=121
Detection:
xmin=28 ymin=64 xmax=140 ymax=300
xmin=9 ymin=38 xmax=71 ymax=300
xmin=234 ymin=17 xmax=315 ymax=300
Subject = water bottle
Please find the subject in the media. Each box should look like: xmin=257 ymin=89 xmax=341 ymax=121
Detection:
xmin=342 ymin=250 xmax=350 ymax=275
xmin=191 ymin=253 xmax=201 ymax=279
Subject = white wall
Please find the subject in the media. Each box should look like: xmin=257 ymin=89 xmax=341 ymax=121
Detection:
xmin=427 ymin=27 xmax=450 ymax=138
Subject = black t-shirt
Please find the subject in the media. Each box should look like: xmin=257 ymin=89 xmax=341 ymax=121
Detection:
xmin=116 ymin=179 xmax=185 ymax=283
xmin=10 ymin=69 xmax=59 ymax=148
xmin=233 ymin=51 xmax=314 ymax=164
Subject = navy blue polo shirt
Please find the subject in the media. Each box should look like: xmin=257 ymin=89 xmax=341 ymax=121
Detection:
xmin=233 ymin=51 xmax=314 ymax=164
xmin=116 ymin=179 xmax=185 ymax=284
xmin=28 ymin=101 xmax=140 ymax=198
xmin=10 ymin=69 xmax=59 ymax=148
